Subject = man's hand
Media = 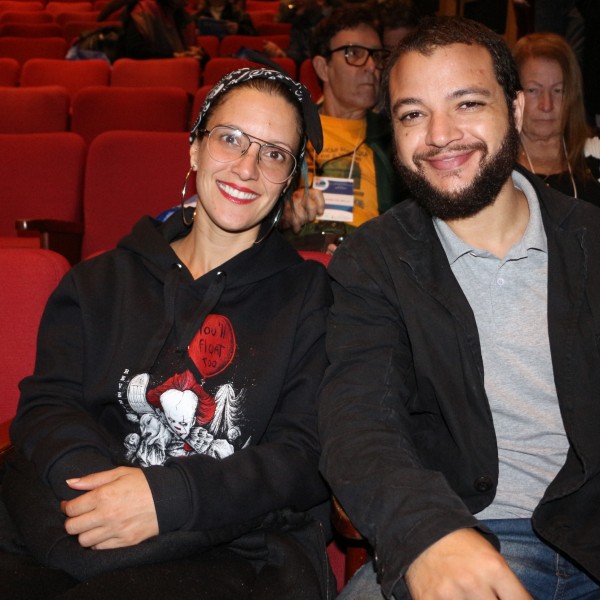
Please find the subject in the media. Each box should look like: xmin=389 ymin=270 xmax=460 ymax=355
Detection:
xmin=281 ymin=188 xmax=326 ymax=233
xmin=61 ymin=467 xmax=159 ymax=550
xmin=405 ymin=528 xmax=532 ymax=600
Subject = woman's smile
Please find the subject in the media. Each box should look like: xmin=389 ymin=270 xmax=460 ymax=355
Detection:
xmin=216 ymin=180 xmax=260 ymax=204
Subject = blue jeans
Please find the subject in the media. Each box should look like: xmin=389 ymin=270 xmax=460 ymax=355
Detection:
xmin=338 ymin=519 xmax=600 ymax=600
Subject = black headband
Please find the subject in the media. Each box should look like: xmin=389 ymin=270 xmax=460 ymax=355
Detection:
xmin=189 ymin=67 xmax=323 ymax=157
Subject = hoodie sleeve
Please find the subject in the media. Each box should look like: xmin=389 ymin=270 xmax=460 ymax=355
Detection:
xmin=10 ymin=270 xmax=117 ymax=501
xmin=143 ymin=265 xmax=333 ymax=535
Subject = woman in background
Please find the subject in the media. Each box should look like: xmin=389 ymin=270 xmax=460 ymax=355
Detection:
xmin=513 ymin=32 xmax=600 ymax=205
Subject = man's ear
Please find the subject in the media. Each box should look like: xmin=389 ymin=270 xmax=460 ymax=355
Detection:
xmin=312 ymin=55 xmax=329 ymax=83
xmin=513 ymin=91 xmax=525 ymax=133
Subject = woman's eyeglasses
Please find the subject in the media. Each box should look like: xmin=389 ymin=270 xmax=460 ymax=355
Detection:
xmin=198 ymin=125 xmax=297 ymax=184
xmin=326 ymin=44 xmax=390 ymax=70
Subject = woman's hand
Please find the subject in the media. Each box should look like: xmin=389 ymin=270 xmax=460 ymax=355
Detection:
xmin=61 ymin=467 xmax=159 ymax=550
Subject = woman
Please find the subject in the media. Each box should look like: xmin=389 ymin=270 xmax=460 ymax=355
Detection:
xmin=513 ymin=32 xmax=600 ymax=205
xmin=1 ymin=68 xmax=334 ymax=599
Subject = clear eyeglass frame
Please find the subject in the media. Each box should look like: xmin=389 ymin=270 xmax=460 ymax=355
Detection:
xmin=198 ymin=125 xmax=297 ymax=184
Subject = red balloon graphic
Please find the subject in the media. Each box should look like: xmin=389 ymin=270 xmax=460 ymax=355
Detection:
xmin=188 ymin=314 xmax=236 ymax=378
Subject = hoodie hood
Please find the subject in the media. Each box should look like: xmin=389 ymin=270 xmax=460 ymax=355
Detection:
xmin=116 ymin=213 xmax=304 ymax=372
xmin=118 ymin=212 xmax=303 ymax=289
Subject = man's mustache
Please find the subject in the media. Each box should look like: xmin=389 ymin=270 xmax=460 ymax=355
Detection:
xmin=413 ymin=143 xmax=488 ymax=163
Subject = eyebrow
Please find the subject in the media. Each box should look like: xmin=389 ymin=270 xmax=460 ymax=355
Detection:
xmin=523 ymin=79 xmax=564 ymax=87
xmin=217 ymin=123 xmax=294 ymax=152
xmin=392 ymin=86 xmax=492 ymax=114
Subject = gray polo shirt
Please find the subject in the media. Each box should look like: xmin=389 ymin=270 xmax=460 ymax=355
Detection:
xmin=433 ymin=170 xmax=569 ymax=519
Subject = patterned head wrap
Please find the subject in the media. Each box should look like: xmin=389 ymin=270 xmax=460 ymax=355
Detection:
xmin=189 ymin=67 xmax=323 ymax=165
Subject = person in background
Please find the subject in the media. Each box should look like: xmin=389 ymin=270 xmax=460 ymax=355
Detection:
xmin=513 ymin=32 xmax=600 ymax=206
xmin=0 ymin=68 xmax=335 ymax=600
xmin=194 ymin=0 xmax=256 ymax=36
xmin=319 ymin=15 xmax=600 ymax=600
xmin=264 ymin=0 xmax=337 ymax=66
xmin=377 ymin=0 xmax=420 ymax=52
xmin=281 ymin=5 xmax=406 ymax=252
xmin=108 ymin=0 xmax=204 ymax=60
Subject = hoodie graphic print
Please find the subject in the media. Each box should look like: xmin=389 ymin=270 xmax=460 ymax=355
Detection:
xmin=118 ymin=313 xmax=249 ymax=466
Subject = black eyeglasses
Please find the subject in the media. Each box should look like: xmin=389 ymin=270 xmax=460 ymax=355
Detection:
xmin=326 ymin=44 xmax=390 ymax=70
xmin=198 ymin=125 xmax=297 ymax=184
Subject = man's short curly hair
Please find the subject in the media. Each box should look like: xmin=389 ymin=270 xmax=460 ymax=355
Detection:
xmin=309 ymin=5 xmax=381 ymax=59
xmin=381 ymin=16 xmax=522 ymax=115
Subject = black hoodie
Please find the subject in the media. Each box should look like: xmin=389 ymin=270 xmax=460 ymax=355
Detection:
xmin=4 ymin=213 xmax=333 ymax=583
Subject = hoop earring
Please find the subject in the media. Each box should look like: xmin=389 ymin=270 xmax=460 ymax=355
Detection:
xmin=181 ymin=167 xmax=195 ymax=227
xmin=254 ymin=202 xmax=283 ymax=245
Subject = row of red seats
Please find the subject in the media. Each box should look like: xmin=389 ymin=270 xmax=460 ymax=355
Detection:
xmin=1 ymin=130 xmax=195 ymax=262
xmin=0 ymin=0 xmax=278 ymax=10
xmin=0 ymin=57 xmax=322 ymax=139
xmin=0 ymin=53 xmax=320 ymax=92
xmin=0 ymin=0 xmax=283 ymax=26
xmin=0 ymin=25 xmax=290 ymax=55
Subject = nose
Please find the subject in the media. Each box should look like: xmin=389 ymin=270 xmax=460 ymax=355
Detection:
xmin=363 ymin=53 xmax=377 ymax=73
xmin=232 ymin=142 xmax=260 ymax=180
xmin=425 ymin=111 xmax=462 ymax=148
xmin=538 ymin=90 xmax=553 ymax=112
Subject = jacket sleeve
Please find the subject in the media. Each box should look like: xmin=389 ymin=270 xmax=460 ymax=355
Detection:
xmin=10 ymin=271 xmax=118 ymax=501
xmin=318 ymin=238 xmax=481 ymax=599
xmin=144 ymin=266 xmax=333 ymax=536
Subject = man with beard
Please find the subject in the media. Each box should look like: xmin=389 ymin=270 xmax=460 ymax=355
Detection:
xmin=319 ymin=16 xmax=600 ymax=600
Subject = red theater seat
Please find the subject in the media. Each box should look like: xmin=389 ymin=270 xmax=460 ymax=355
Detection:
xmin=70 ymin=85 xmax=190 ymax=146
xmin=0 ymin=85 xmax=69 ymax=132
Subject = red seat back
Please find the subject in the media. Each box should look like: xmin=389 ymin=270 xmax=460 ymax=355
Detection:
xmin=62 ymin=19 xmax=119 ymax=44
xmin=0 ymin=10 xmax=53 ymax=23
xmin=0 ymin=1 xmax=44 ymax=12
xmin=255 ymin=21 xmax=291 ymax=35
xmin=20 ymin=58 xmax=111 ymax=102
xmin=247 ymin=10 xmax=276 ymax=26
xmin=45 ymin=1 xmax=93 ymax=14
xmin=245 ymin=0 xmax=279 ymax=12
xmin=0 ymin=248 xmax=70 ymax=422
xmin=0 ymin=36 xmax=68 ymax=65
xmin=0 ymin=132 xmax=85 ymax=237
xmin=82 ymin=131 xmax=196 ymax=258
xmin=299 ymin=58 xmax=322 ymax=103
xmin=54 ymin=9 xmax=99 ymax=25
xmin=0 ymin=85 xmax=70 ymax=132
xmin=0 ymin=57 xmax=20 ymax=86
xmin=197 ymin=34 xmax=219 ymax=58
xmin=0 ymin=22 xmax=63 ymax=36
xmin=111 ymin=57 xmax=201 ymax=97
xmin=71 ymin=85 xmax=190 ymax=146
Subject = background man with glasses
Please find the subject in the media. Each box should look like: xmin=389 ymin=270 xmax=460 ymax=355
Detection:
xmin=281 ymin=5 xmax=406 ymax=251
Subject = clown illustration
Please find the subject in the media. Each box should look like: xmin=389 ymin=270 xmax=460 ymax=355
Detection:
xmin=120 ymin=314 xmax=248 ymax=466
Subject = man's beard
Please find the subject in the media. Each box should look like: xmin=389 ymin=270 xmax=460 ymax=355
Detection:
xmin=395 ymin=119 xmax=520 ymax=221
